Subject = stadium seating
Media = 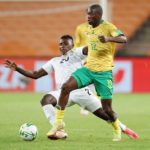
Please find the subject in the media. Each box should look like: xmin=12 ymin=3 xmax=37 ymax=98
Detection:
xmin=116 ymin=17 xmax=150 ymax=57
xmin=112 ymin=0 xmax=150 ymax=38
xmin=0 ymin=0 xmax=149 ymax=57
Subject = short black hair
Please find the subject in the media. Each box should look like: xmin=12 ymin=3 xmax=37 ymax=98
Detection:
xmin=90 ymin=4 xmax=103 ymax=15
xmin=60 ymin=35 xmax=73 ymax=42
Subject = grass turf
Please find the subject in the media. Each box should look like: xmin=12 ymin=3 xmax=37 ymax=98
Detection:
xmin=0 ymin=93 xmax=150 ymax=150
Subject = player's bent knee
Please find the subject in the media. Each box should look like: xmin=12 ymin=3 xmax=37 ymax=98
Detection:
xmin=40 ymin=94 xmax=57 ymax=106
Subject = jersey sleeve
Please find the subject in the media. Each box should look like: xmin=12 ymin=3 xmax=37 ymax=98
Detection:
xmin=109 ymin=24 xmax=124 ymax=37
xmin=73 ymin=47 xmax=86 ymax=59
xmin=42 ymin=59 xmax=54 ymax=73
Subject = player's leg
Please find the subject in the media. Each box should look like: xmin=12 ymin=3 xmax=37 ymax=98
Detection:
xmin=87 ymin=94 xmax=134 ymax=134
xmin=101 ymin=99 xmax=121 ymax=141
xmin=93 ymin=71 xmax=121 ymax=141
xmin=58 ymin=77 xmax=78 ymax=110
xmin=76 ymin=88 xmax=126 ymax=130
xmin=53 ymin=68 xmax=93 ymax=136
xmin=73 ymin=87 xmax=111 ymax=121
xmin=57 ymin=67 xmax=93 ymax=111
xmin=40 ymin=91 xmax=67 ymax=139
xmin=71 ymin=86 xmax=137 ymax=138
xmin=71 ymin=88 xmax=126 ymax=140
xmin=54 ymin=76 xmax=78 ymax=130
xmin=74 ymin=88 xmax=137 ymax=139
xmin=101 ymin=99 xmax=117 ymax=121
xmin=93 ymin=107 xmax=138 ymax=139
xmin=80 ymin=85 xmax=97 ymax=116
xmin=46 ymin=76 xmax=78 ymax=139
xmin=101 ymin=100 xmax=138 ymax=139
xmin=89 ymin=83 xmax=138 ymax=139
xmin=93 ymin=108 xmax=111 ymax=121
xmin=40 ymin=94 xmax=57 ymax=126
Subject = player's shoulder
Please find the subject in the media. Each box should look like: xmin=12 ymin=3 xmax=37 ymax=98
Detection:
xmin=77 ymin=22 xmax=89 ymax=29
xmin=102 ymin=20 xmax=116 ymax=28
xmin=71 ymin=47 xmax=85 ymax=57
xmin=72 ymin=47 xmax=83 ymax=52
xmin=50 ymin=56 xmax=61 ymax=62
xmin=69 ymin=48 xmax=77 ymax=55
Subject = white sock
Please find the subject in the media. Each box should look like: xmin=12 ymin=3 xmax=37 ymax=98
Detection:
xmin=119 ymin=121 xmax=126 ymax=131
xmin=42 ymin=104 xmax=56 ymax=126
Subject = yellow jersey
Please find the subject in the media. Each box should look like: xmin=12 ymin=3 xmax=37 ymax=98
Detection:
xmin=74 ymin=22 xmax=90 ymax=47
xmin=85 ymin=20 xmax=123 ymax=72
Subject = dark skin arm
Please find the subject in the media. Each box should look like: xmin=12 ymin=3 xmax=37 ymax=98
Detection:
xmin=4 ymin=60 xmax=47 ymax=79
xmin=98 ymin=35 xmax=127 ymax=43
xmin=82 ymin=46 xmax=88 ymax=55
xmin=81 ymin=35 xmax=126 ymax=55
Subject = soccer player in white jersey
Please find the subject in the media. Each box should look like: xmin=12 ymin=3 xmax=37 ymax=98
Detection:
xmin=5 ymin=35 xmax=138 ymax=140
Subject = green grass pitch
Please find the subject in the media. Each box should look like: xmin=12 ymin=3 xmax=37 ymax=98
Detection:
xmin=0 ymin=93 xmax=150 ymax=150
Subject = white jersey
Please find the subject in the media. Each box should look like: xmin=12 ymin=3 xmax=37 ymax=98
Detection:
xmin=42 ymin=47 xmax=86 ymax=89
xmin=42 ymin=47 xmax=101 ymax=112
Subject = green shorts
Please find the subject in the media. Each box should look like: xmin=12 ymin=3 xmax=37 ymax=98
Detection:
xmin=72 ymin=67 xmax=113 ymax=100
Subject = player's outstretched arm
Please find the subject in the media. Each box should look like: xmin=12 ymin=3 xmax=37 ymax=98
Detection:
xmin=5 ymin=60 xmax=17 ymax=71
xmin=4 ymin=59 xmax=47 ymax=79
xmin=98 ymin=35 xmax=127 ymax=43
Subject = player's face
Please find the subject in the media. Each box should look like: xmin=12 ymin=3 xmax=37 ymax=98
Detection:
xmin=86 ymin=8 xmax=101 ymax=27
xmin=59 ymin=38 xmax=73 ymax=55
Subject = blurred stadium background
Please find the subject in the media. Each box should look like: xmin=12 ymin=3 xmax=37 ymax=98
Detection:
xmin=0 ymin=1 xmax=150 ymax=149
xmin=0 ymin=0 xmax=150 ymax=93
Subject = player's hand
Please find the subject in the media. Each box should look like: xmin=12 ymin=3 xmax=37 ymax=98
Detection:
xmin=4 ymin=60 xmax=17 ymax=71
xmin=98 ymin=35 xmax=109 ymax=43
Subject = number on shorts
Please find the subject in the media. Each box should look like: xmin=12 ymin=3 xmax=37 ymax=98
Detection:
xmin=85 ymin=88 xmax=92 ymax=95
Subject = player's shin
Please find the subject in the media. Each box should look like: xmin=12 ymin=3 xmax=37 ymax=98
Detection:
xmin=42 ymin=104 xmax=56 ymax=126
xmin=111 ymin=118 xmax=121 ymax=141
xmin=48 ymin=89 xmax=71 ymax=137
xmin=111 ymin=119 xmax=120 ymax=130
xmin=56 ymin=109 xmax=65 ymax=125
xmin=93 ymin=108 xmax=111 ymax=121
xmin=56 ymin=90 xmax=70 ymax=125
xmin=47 ymin=108 xmax=65 ymax=138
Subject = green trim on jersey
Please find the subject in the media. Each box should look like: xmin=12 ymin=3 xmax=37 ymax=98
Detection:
xmin=116 ymin=29 xmax=123 ymax=36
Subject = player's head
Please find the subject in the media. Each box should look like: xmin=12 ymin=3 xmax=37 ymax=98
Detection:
xmin=59 ymin=35 xmax=74 ymax=55
xmin=86 ymin=4 xmax=103 ymax=27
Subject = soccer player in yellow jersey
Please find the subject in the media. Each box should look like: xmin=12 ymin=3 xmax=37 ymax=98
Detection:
xmin=50 ymin=4 xmax=131 ymax=141
xmin=74 ymin=22 xmax=89 ymax=47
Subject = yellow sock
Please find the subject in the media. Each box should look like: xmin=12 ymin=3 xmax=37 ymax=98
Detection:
xmin=111 ymin=119 xmax=120 ymax=130
xmin=56 ymin=109 xmax=65 ymax=124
